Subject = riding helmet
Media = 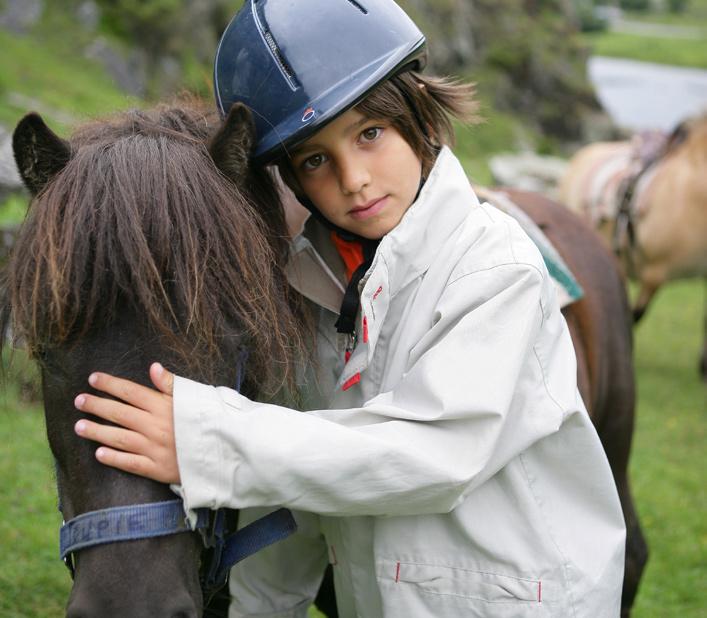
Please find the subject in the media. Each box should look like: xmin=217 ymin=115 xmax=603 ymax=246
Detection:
xmin=214 ymin=0 xmax=427 ymax=165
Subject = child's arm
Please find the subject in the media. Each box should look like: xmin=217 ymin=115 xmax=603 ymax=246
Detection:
xmin=76 ymin=261 xmax=576 ymax=519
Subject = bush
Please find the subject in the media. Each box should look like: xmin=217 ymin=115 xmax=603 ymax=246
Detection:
xmin=667 ymin=0 xmax=690 ymax=12
xmin=620 ymin=0 xmax=651 ymax=10
xmin=576 ymin=1 xmax=610 ymax=32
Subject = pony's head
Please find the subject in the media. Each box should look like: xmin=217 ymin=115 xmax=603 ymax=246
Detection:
xmin=2 ymin=103 xmax=304 ymax=616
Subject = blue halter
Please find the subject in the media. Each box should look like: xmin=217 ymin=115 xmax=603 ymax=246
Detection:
xmin=58 ymin=352 xmax=297 ymax=600
xmin=59 ymin=500 xmax=296 ymax=597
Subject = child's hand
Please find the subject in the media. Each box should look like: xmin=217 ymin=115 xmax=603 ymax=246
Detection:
xmin=74 ymin=362 xmax=180 ymax=484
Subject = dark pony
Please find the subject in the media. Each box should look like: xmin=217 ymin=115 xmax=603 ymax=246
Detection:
xmin=2 ymin=102 xmax=305 ymax=617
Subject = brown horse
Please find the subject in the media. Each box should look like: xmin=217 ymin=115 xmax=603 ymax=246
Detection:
xmin=559 ymin=113 xmax=707 ymax=377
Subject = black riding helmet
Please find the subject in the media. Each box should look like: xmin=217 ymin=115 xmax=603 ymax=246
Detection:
xmin=214 ymin=0 xmax=427 ymax=166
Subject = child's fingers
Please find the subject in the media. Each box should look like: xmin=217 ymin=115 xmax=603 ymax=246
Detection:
xmin=74 ymin=394 xmax=145 ymax=431
xmin=94 ymin=447 xmax=166 ymax=481
xmin=86 ymin=372 xmax=166 ymax=412
xmin=149 ymin=362 xmax=174 ymax=396
xmin=74 ymin=419 xmax=149 ymax=456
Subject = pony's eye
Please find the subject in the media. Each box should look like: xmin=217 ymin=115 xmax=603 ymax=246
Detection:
xmin=361 ymin=127 xmax=382 ymax=143
xmin=302 ymin=153 xmax=326 ymax=171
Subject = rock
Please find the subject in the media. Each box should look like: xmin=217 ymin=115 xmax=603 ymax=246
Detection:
xmin=76 ymin=1 xmax=100 ymax=32
xmin=490 ymin=152 xmax=569 ymax=198
xmin=400 ymin=0 xmax=477 ymax=71
xmin=157 ymin=55 xmax=183 ymax=96
xmin=84 ymin=37 xmax=147 ymax=97
xmin=0 ymin=0 xmax=43 ymax=33
xmin=0 ymin=125 xmax=23 ymax=199
xmin=6 ymin=92 xmax=77 ymax=126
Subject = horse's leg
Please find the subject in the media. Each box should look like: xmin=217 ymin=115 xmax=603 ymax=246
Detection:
xmin=633 ymin=280 xmax=659 ymax=324
xmin=617 ymin=477 xmax=649 ymax=617
xmin=566 ymin=306 xmax=647 ymax=616
xmin=595 ymin=371 xmax=648 ymax=618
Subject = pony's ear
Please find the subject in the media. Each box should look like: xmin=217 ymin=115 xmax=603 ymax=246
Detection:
xmin=13 ymin=112 xmax=71 ymax=195
xmin=209 ymin=103 xmax=256 ymax=186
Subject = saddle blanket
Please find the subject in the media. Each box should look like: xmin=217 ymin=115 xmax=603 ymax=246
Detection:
xmin=475 ymin=187 xmax=584 ymax=308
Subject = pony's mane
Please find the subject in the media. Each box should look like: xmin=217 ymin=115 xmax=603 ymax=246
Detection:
xmin=665 ymin=111 xmax=707 ymax=161
xmin=3 ymin=103 xmax=304 ymax=392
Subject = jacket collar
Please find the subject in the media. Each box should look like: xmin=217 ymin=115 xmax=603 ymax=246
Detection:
xmin=375 ymin=146 xmax=478 ymax=296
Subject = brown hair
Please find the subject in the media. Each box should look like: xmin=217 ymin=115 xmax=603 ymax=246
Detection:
xmin=357 ymin=71 xmax=480 ymax=175
xmin=279 ymin=71 xmax=480 ymax=191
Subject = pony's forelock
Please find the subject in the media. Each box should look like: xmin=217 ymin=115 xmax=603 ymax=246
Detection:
xmin=5 ymin=105 xmax=305 ymax=393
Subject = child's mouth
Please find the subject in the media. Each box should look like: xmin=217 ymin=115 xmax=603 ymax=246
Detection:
xmin=349 ymin=196 xmax=388 ymax=220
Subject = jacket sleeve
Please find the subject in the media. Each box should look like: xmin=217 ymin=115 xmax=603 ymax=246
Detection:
xmin=173 ymin=262 xmax=573 ymax=518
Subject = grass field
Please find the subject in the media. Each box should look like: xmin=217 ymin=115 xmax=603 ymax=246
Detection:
xmin=585 ymin=31 xmax=707 ymax=68
xmin=1 ymin=279 xmax=704 ymax=616
xmin=584 ymin=2 xmax=707 ymax=69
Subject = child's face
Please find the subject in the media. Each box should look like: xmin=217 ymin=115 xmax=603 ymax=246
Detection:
xmin=290 ymin=108 xmax=422 ymax=239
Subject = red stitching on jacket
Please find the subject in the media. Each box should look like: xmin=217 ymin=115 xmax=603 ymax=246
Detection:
xmin=372 ymin=285 xmax=383 ymax=300
xmin=362 ymin=316 xmax=369 ymax=343
xmin=538 ymin=580 xmax=542 ymax=602
xmin=395 ymin=561 xmax=401 ymax=583
xmin=342 ymin=373 xmax=360 ymax=391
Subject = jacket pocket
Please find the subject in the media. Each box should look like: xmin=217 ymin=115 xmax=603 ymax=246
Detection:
xmin=376 ymin=559 xmax=545 ymax=617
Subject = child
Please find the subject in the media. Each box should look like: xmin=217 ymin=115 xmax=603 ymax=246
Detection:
xmin=74 ymin=0 xmax=626 ymax=616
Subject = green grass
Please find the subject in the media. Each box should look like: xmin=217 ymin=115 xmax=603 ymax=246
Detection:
xmin=0 ymin=352 xmax=69 ymax=617
xmin=583 ymin=1 xmax=707 ymax=69
xmin=1 ymin=281 xmax=704 ymax=616
xmin=0 ymin=193 xmax=27 ymax=227
xmin=0 ymin=27 xmax=140 ymax=133
xmin=585 ymin=31 xmax=707 ymax=68
xmin=624 ymin=0 xmax=707 ymax=27
xmin=628 ymin=280 xmax=706 ymax=617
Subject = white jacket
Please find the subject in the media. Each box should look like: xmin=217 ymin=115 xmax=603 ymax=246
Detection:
xmin=172 ymin=148 xmax=625 ymax=617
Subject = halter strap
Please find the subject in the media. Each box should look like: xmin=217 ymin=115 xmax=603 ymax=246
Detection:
xmin=59 ymin=499 xmax=206 ymax=560
xmin=60 ymin=499 xmax=297 ymax=596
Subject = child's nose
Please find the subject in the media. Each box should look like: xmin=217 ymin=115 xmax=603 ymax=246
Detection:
xmin=338 ymin=158 xmax=370 ymax=195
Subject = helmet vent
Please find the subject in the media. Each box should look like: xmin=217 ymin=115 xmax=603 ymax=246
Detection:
xmin=345 ymin=0 xmax=368 ymax=15
xmin=263 ymin=29 xmax=297 ymax=87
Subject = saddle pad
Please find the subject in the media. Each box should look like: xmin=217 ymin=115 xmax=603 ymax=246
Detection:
xmin=474 ymin=187 xmax=584 ymax=308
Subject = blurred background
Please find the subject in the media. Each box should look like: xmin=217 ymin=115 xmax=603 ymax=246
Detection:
xmin=0 ymin=1 xmax=704 ymax=616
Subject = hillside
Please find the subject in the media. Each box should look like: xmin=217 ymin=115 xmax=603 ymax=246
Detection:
xmin=0 ymin=1 xmax=607 ymax=198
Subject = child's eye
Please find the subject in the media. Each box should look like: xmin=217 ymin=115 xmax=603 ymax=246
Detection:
xmin=360 ymin=127 xmax=383 ymax=143
xmin=301 ymin=153 xmax=327 ymax=171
